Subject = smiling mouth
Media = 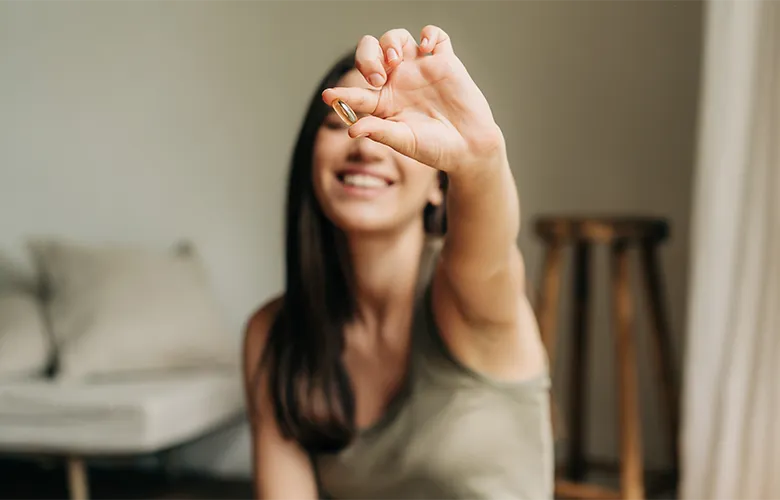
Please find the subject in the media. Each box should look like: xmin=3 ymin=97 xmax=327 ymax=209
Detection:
xmin=337 ymin=172 xmax=394 ymax=188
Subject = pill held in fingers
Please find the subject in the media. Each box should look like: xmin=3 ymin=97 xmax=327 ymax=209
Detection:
xmin=332 ymin=99 xmax=357 ymax=126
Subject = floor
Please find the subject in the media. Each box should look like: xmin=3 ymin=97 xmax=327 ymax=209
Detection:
xmin=0 ymin=458 xmax=253 ymax=500
xmin=0 ymin=457 xmax=676 ymax=499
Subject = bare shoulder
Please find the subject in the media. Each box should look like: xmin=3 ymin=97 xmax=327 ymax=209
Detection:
xmin=242 ymin=294 xmax=285 ymax=394
xmin=242 ymin=294 xmax=319 ymax=499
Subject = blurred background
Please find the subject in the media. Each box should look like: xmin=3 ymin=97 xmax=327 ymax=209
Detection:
xmin=1 ymin=1 xmax=777 ymax=499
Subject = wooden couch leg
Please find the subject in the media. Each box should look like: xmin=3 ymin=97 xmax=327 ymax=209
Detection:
xmin=66 ymin=456 xmax=89 ymax=500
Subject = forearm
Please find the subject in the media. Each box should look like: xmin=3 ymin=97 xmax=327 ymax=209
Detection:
xmin=437 ymin=132 xmax=526 ymax=326
xmin=443 ymin=140 xmax=521 ymax=277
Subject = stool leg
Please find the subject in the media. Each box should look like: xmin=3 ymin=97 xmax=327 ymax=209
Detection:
xmin=610 ymin=241 xmax=644 ymax=500
xmin=568 ymin=242 xmax=591 ymax=481
xmin=536 ymin=240 xmax=565 ymax=446
xmin=537 ymin=240 xmax=564 ymax=363
xmin=639 ymin=241 xmax=680 ymax=481
xmin=66 ymin=456 xmax=89 ymax=500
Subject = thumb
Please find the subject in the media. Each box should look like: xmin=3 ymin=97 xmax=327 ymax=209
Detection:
xmin=349 ymin=116 xmax=417 ymax=159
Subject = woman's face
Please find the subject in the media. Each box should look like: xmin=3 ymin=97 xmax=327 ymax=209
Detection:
xmin=311 ymin=69 xmax=442 ymax=236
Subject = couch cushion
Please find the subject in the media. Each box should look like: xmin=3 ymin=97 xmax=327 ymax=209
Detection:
xmin=28 ymin=239 xmax=239 ymax=380
xmin=0 ymin=290 xmax=51 ymax=380
xmin=0 ymin=369 xmax=243 ymax=454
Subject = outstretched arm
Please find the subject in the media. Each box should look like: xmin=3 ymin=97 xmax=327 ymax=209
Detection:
xmin=440 ymin=133 xmax=524 ymax=326
xmin=434 ymin=134 xmax=546 ymax=382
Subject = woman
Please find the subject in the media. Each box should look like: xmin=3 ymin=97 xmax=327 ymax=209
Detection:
xmin=243 ymin=26 xmax=553 ymax=499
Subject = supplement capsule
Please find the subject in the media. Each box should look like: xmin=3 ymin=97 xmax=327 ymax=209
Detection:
xmin=332 ymin=99 xmax=357 ymax=126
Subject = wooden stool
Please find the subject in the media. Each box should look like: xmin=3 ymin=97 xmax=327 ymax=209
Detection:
xmin=533 ymin=216 xmax=679 ymax=500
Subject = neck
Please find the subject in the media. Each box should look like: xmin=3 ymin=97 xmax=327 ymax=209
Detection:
xmin=345 ymin=224 xmax=427 ymax=329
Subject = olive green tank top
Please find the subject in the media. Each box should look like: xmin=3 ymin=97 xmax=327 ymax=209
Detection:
xmin=314 ymin=239 xmax=554 ymax=499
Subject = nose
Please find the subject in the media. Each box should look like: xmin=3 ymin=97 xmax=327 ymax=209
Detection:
xmin=347 ymin=135 xmax=386 ymax=164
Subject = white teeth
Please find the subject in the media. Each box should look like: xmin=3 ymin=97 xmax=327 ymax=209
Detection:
xmin=342 ymin=174 xmax=388 ymax=188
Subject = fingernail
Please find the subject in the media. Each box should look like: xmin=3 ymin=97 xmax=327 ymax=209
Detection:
xmin=369 ymin=73 xmax=384 ymax=87
xmin=387 ymin=48 xmax=398 ymax=62
xmin=420 ymin=37 xmax=429 ymax=49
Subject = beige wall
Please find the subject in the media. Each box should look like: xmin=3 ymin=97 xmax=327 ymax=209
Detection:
xmin=0 ymin=1 xmax=702 ymax=477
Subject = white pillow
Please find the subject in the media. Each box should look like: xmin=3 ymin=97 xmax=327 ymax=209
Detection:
xmin=29 ymin=239 xmax=238 ymax=380
xmin=0 ymin=290 xmax=51 ymax=380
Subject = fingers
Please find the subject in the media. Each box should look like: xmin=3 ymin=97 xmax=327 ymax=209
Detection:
xmin=348 ymin=115 xmax=417 ymax=159
xmin=419 ymin=25 xmax=453 ymax=55
xmin=355 ymin=35 xmax=386 ymax=88
xmin=378 ymin=28 xmax=418 ymax=68
xmin=321 ymin=86 xmax=379 ymax=115
xmin=352 ymin=26 xmax=452 ymax=87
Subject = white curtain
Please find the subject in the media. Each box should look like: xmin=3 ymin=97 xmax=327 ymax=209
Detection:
xmin=681 ymin=1 xmax=780 ymax=499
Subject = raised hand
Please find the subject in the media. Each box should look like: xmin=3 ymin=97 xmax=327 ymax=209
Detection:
xmin=321 ymin=26 xmax=506 ymax=174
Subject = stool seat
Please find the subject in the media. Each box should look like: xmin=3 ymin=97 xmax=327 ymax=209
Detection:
xmin=535 ymin=216 xmax=669 ymax=243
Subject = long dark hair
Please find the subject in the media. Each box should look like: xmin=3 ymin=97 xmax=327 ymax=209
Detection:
xmin=261 ymin=50 xmax=448 ymax=454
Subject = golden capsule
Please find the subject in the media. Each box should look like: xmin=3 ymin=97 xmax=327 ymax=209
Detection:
xmin=332 ymin=99 xmax=357 ymax=126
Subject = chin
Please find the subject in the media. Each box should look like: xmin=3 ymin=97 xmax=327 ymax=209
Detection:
xmin=327 ymin=210 xmax=402 ymax=236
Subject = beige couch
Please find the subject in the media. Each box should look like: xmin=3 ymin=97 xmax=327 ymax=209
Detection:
xmin=0 ymin=239 xmax=244 ymax=500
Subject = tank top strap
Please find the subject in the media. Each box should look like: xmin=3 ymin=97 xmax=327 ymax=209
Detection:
xmin=414 ymin=236 xmax=443 ymax=299
xmin=409 ymin=236 xmax=443 ymax=347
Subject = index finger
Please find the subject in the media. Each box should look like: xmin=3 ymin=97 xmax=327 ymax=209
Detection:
xmin=355 ymin=35 xmax=387 ymax=88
